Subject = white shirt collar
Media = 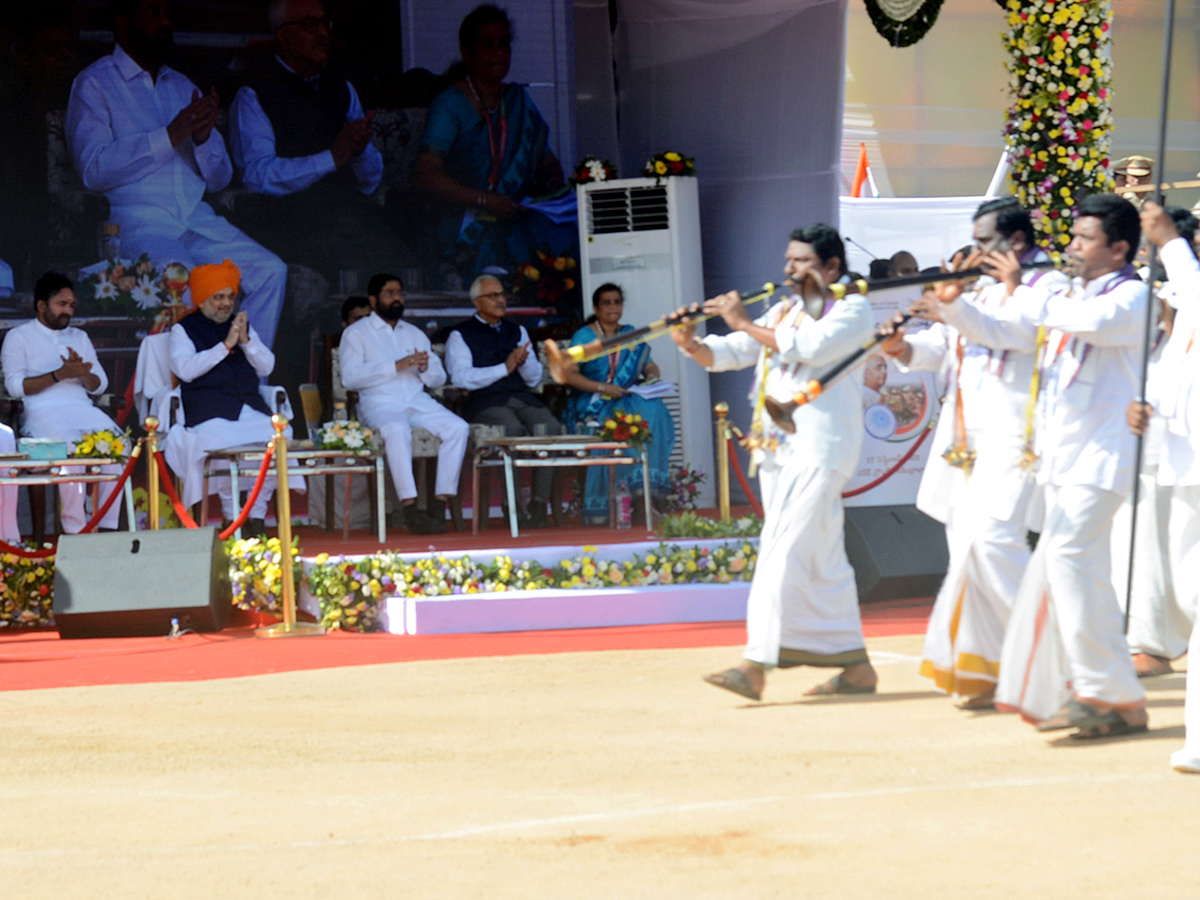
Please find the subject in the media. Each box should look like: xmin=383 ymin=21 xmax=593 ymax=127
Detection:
xmin=112 ymin=43 xmax=171 ymax=83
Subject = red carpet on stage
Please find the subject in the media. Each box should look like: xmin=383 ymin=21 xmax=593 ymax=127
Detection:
xmin=0 ymin=599 xmax=931 ymax=692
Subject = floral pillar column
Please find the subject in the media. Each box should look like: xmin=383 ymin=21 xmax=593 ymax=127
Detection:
xmin=1004 ymin=0 xmax=1115 ymax=254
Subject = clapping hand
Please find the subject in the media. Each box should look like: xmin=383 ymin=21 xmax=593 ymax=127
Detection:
xmin=168 ymin=88 xmax=220 ymax=148
xmin=505 ymin=342 xmax=530 ymax=373
xmin=396 ymin=350 xmax=429 ymax=372
xmin=223 ymin=312 xmax=249 ymax=349
xmin=58 ymin=347 xmax=92 ymax=381
xmin=332 ymin=111 xmax=375 ymax=168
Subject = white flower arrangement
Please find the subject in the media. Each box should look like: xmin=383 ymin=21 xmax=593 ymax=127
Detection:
xmin=315 ymin=419 xmax=376 ymax=452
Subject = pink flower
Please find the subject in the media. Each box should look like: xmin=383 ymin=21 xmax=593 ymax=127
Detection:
xmin=1081 ymin=119 xmax=1094 ymax=130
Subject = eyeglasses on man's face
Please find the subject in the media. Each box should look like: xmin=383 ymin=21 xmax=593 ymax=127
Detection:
xmin=477 ymin=291 xmax=506 ymax=302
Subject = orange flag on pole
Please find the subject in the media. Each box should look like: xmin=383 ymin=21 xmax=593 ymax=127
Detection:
xmin=850 ymin=143 xmax=871 ymax=198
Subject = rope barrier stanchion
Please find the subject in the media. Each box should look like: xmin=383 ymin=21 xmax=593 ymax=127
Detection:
xmin=218 ymin=445 xmax=275 ymax=541
xmin=714 ymin=403 xmax=732 ymax=523
xmin=725 ymin=435 xmax=765 ymax=519
xmin=76 ymin=440 xmax=144 ymax=535
xmin=255 ymin=415 xmax=324 ymax=639
xmin=154 ymin=452 xmax=199 ymax=528
xmin=841 ymin=422 xmax=934 ymax=499
xmin=144 ymin=416 xmax=161 ymax=531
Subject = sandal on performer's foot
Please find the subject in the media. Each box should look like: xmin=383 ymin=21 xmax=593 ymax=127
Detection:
xmin=1069 ymin=710 xmax=1149 ymax=740
xmin=1037 ymin=698 xmax=1129 ymax=732
xmin=805 ymin=673 xmax=876 ymax=696
xmin=1133 ymin=653 xmax=1173 ymax=678
xmin=955 ymin=691 xmax=996 ymax=711
xmin=702 ymin=667 xmax=762 ymax=702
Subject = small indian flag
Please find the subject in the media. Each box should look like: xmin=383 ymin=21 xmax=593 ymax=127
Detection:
xmin=850 ymin=143 xmax=880 ymax=198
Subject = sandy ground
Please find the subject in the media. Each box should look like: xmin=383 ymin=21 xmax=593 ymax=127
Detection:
xmin=1 ymin=633 xmax=1195 ymax=899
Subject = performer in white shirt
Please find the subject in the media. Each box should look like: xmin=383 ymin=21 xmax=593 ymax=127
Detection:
xmin=165 ymin=260 xmax=298 ymax=537
xmin=445 ymin=274 xmax=564 ymax=527
xmin=1131 ymin=202 xmax=1200 ymax=771
xmin=65 ymin=0 xmax=287 ymax=348
xmin=881 ymin=199 xmax=1068 ymax=710
xmin=935 ymin=194 xmax=1149 ymax=739
xmin=1 ymin=273 xmax=124 ymax=532
xmin=672 ymin=224 xmax=878 ymax=701
xmin=339 ymin=274 xmax=469 ymax=535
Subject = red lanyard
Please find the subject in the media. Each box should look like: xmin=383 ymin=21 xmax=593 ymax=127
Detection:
xmin=467 ymin=78 xmax=507 ymax=191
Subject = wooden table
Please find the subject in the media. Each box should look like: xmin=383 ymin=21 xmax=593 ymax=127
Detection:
xmin=471 ymin=435 xmax=651 ymax=537
xmin=201 ymin=442 xmax=386 ymax=542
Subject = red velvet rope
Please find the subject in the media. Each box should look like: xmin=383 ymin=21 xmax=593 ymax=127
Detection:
xmin=725 ymin=436 xmax=766 ymax=518
xmin=841 ymin=423 xmax=934 ymax=499
xmin=0 ymin=539 xmax=57 ymax=559
xmin=217 ymin=443 xmax=275 ymax=541
xmin=153 ymin=452 xmax=199 ymax=529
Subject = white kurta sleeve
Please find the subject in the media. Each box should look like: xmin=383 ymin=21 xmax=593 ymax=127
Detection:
xmin=240 ymin=327 xmax=275 ymax=377
xmin=445 ymin=330 xmax=509 ymax=390
xmin=66 ymin=72 xmax=175 ymax=193
xmin=416 ymin=331 xmax=447 ymax=389
xmin=346 ymin=84 xmax=383 ymax=195
xmin=898 ymin=322 xmax=953 ymax=373
xmin=942 ymin=293 xmax=1041 ymax=353
xmin=775 ymin=296 xmax=874 ymax=368
xmin=170 ymin=324 xmax=230 ymax=382
xmin=1160 ymin=238 xmax=1200 ymax=309
xmin=75 ymin=333 xmax=108 ymax=395
xmin=338 ymin=325 xmax=393 ymax=391
xmin=516 ymin=326 xmax=542 ymax=388
xmin=1042 ymin=280 xmax=1146 ymax=347
xmin=1 ymin=329 xmax=31 ymax=398
xmin=231 ymin=86 xmax=337 ymax=196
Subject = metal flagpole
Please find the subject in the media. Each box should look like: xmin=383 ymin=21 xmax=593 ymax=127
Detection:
xmin=1125 ymin=0 xmax=1178 ymax=634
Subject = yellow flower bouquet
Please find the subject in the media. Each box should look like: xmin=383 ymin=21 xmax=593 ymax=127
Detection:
xmin=71 ymin=429 xmax=129 ymax=459
xmin=643 ymin=150 xmax=696 ymax=179
xmin=314 ymin=419 xmax=376 ymax=452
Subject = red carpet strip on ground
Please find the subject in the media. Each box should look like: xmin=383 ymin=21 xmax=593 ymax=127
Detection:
xmin=0 ymin=599 xmax=932 ymax=693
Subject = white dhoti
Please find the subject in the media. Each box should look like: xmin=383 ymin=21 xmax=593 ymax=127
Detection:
xmin=164 ymin=407 xmax=303 ymax=519
xmin=1169 ymin=486 xmax=1200 ymax=771
xmin=25 ymin=405 xmax=125 ymax=533
xmin=920 ymin=464 xmax=1033 ymax=698
xmin=1110 ymin=467 xmax=1190 ymax=659
xmin=743 ymin=463 xmax=866 ymax=669
xmin=996 ymin=484 xmax=1145 ymax=723
xmin=362 ymin=394 xmax=469 ymax=501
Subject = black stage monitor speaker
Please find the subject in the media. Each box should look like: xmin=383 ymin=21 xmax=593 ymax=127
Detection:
xmin=53 ymin=528 xmax=232 ymax=639
xmin=844 ymin=505 xmax=948 ymax=604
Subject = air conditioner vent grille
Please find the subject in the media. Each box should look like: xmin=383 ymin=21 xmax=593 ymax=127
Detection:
xmin=586 ymin=186 xmax=670 ymax=235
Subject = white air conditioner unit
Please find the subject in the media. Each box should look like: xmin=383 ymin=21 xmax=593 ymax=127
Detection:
xmin=577 ymin=176 xmax=715 ymax=508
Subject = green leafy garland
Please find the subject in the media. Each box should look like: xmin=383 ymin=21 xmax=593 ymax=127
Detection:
xmin=864 ymin=0 xmax=946 ymax=48
xmin=1003 ymin=0 xmax=1115 ymax=253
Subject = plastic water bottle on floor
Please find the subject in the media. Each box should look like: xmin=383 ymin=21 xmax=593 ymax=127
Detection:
xmin=615 ymin=481 xmax=632 ymax=529
xmin=333 ymin=401 xmax=348 ymax=422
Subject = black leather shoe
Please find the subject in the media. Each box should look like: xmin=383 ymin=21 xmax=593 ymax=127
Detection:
xmin=526 ymin=502 xmax=549 ymax=529
xmin=403 ymin=505 xmax=442 ymax=535
xmin=244 ymin=518 xmax=268 ymax=539
xmin=425 ymin=499 xmax=449 ymax=533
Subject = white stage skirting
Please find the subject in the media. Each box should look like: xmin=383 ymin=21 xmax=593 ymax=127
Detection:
xmin=297 ymin=537 xmax=756 ymax=636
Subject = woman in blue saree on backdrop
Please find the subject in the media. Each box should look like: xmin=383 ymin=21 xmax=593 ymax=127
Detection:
xmin=563 ymin=284 xmax=676 ymax=525
xmin=415 ymin=4 xmax=577 ymax=291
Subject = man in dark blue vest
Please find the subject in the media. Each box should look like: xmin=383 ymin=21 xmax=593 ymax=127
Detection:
xmin=165 ymin=260 xmax=301 ymax=536
xmin=445 ymin=274 xmax=564 ymax=527
xmin=228 ymin=0 xmax=390 ymax=278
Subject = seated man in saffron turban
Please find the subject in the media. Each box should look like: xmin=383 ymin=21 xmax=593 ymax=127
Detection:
xmin=164 ymin=260 xmax=301 ymax=536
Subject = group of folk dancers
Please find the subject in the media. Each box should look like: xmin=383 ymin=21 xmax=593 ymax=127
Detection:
xmin=679 ymin=194 xmax=1200 ymax=773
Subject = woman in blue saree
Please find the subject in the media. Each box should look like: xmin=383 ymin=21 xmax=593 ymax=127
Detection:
xmin=563 ymin=284 xmax=676 ymax=525
xmin=415 ymin=5 xmax=577 ymax=290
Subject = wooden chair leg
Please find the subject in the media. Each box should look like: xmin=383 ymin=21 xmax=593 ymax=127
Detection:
xmin=324 ymin=472 xmax=335 ymax=533
xmin=30 ymin=485 xmax=46 ymax=543
xmin=550 ymin=469 xmax=564 ymax=528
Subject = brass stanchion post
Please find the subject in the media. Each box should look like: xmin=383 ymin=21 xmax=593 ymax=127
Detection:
xmin=144 ymin=416 xmax=161 ymax=531
xmin=257 ymin=415 xmax=324 ymax=638
xmin=714 ymin=402 xmax=731 ymax=523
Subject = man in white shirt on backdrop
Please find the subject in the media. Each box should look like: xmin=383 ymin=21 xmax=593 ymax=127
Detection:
xmin=339 ymin=273 xmax=468 ymax=535
xmin=2 ymin=273 xmax=124 ymax=532
xmin=66 ymin=0 xmax=287 ymax=348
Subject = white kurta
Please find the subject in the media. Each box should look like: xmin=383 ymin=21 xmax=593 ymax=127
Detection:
xmin=703 ymin=295 xmax=875 ymax=667
xmin=945 ymin=266 xmax=1147 ymax=719
xmin=1 ymin=320 xmax=123 ymax=531
xmin=1148 ymin=238 xmax=1200 ymax=769
xmin=164 ymin=321 xmax=302 ymax=516
xmin=66 ymin=45 xmax=287 ymax=348
xmin=339 ymin=313 xmax=469 ymax=500
xmin=0 ymin=424 xmax=19 ymax=542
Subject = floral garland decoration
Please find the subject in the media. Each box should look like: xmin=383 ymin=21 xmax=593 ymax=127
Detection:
xmin=314 ymin=419 xmax=375 ymax=452
xmin=571 ymin=154 xmax=618 ymax=186
xmin=0 ymin=548 xmax=57 ymax=628
xmin=664 ymin=464 xmax=706 ymax=513
xmin=863 ymin=0 xmax=946 ymax=48
xmin=1004 ymin=0 xmax=1115 ymax=253
xmin=226 ymin=536 xmax=301 ymax=614
xmin=71 ymin=428 xmax=130 ymax=459
xmin=644 ymin=151 xmax=695 ymax=179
